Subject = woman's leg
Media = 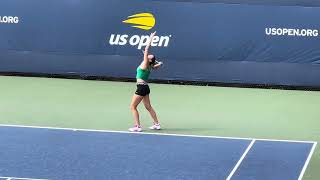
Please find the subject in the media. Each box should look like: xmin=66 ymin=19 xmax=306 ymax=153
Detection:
xmin=143 ymin=95 xmax=159 ymax=124
xmin=130 ymin=94 xmax=144 ymax=126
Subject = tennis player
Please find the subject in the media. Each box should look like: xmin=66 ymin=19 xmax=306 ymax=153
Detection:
xmin=129 ymin=31 xmax=163 ymax=132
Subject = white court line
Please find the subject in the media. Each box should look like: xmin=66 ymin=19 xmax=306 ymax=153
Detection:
xmin=0 ymin=124 xmax=316 ymax=144
xmin=0 ymin=124 xmax=317 ymax=179
xmin=298 ymin=142 xmax=318 ymax=180
xmin=226 ymin=139 xmax=256 ymax=180
xmin=0 ymin=176 xmax=49 ymax=180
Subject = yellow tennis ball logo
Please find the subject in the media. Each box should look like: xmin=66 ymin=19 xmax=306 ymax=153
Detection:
xmin=122 ymin=13 xmax=156 ymax=30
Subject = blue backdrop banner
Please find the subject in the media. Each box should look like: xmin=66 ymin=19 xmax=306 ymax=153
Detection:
xmin=0 ymin=0 xmax=319 ymax=86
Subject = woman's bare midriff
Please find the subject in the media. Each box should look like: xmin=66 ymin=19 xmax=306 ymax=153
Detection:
xmin=136 ymin=78 xmax=147 ymax=84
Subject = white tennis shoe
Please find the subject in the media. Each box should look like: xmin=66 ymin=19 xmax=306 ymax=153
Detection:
xmin=149 ymin=123 xmax=161 ymax=130
xmin=129 ymin=125 xmax=142 ymax=132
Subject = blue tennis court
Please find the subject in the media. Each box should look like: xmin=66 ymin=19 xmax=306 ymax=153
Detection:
xmin=0 ymin=125 xmax=316 ymax=180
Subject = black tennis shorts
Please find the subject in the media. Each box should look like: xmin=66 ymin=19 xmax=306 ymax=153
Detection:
xmin=135 ymin=84 xmax=150 ymax=96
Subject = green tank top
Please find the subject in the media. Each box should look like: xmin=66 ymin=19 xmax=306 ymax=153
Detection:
xmin=136 ymin=66 xmax=151 ymax=81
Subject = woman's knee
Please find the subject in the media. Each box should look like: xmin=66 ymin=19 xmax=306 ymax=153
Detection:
xmin=144 ymin=104 xmax=153 ymax=111
xmin=130 ymin=104 xmax=138 ymax=111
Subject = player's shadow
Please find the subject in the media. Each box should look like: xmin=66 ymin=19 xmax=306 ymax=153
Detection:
xmin=150 ymin=127 xmax=219 ymax=133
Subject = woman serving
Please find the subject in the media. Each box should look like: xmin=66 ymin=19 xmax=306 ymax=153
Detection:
xmin=129 ymin=31 xmax=163 ymax=132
